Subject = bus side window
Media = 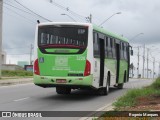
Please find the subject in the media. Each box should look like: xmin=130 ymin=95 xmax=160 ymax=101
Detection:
xmin=109 ymin=38 xmax=113 ymax=58
xmin=126 ymin=43 xmax=129 ymax=61
xmin=124 ymin=43 xmax=126 ymax=60
xmin=93 ymin=32 xmax=95 ymax=44
xmin=120 ymin=42 xmax=124 ymax=59
xmin=93 ymin=32 xmax=100 ymax=58
xmin=112 ymin=39 xmax=116 ymax=59
xmin=105 ymin=37 xmax=108 ymax=58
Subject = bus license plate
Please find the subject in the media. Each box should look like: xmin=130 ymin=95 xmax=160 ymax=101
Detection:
xmin=56 ymin=79 xmax=66 ymax=83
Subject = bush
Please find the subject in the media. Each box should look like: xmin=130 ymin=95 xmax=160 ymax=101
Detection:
xmin=2 ymin=70 xmax=33 ymax=77
xmin=151 ymin=77 xmax=160 ymax=89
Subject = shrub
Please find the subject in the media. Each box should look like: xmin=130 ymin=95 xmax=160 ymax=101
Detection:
xmin=2 ymin=70 xmax=33 ymax=77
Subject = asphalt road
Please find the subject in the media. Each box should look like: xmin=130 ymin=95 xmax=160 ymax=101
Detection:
xmin=0 ymin=78 xmax=154 ymax=120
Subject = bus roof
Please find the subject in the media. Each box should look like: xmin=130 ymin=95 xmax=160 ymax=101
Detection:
xmin=93 ymin=24 xmax=128 ymax=42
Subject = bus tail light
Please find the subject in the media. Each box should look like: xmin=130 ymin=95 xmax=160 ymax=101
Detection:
xmin=34 ymin=59 xmax=40 ymax=75
xmin=84 ymin=60 xmax=91 ymax=76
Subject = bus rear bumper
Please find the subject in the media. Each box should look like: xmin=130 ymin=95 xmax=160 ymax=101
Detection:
xmin=33 ymin=74 xmax=94 ymax=89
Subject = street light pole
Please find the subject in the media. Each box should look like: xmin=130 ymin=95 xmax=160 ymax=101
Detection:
xmin=142 ymin=44 xmax=145 ymax=78
xmin=153 ymin=57 xmax=155 ymax=79
xmin=61 ymin=13 xmax=76 ymax=22
xmin=147 ymin=48 xmax=149 ymax=78
xmin=98 ymin=12 xmax=121 ymax=27
xmin=159 ymin=62 xmax=160 ymax=77
xmin=137 ymin=46 xmax=140 ymax=78
xmin=30 ymin=44 xmax=33 ymax=65
xmin=129 ymin=33 xmax=143 ymax=42
xmin=0 ymin=0 xmax=3 ymax=79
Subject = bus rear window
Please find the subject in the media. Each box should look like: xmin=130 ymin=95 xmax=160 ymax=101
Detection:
xmin=38 ymin=25 xmax=88 ymax=52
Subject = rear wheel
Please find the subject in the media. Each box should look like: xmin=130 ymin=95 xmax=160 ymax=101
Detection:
xmin=117 ymin=83 xmax=124 ymax=89
xmin=97 ymin=74 xmax=110 ymax=95
xmin=56 ymin=87 xmax=71 ymax=94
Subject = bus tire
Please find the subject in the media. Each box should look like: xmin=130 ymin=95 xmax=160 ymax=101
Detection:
xmin=56 ymin=87 xmax=71 ymax=94
xmin=105 ymin=74 xmax=110 ymax=95
xmin=97 ymin=74 xmax=110 ymax=95
xmin=117 ymin=83 xmax=124 ymax=89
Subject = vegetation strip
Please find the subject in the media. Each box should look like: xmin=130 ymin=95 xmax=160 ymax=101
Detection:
xmin=1 ymin=70 xmax=33 ymax=77
xmin=113 ymin=78 xmax=160 ymax=110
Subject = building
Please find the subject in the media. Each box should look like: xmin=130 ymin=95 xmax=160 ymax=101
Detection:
xmin=17 ymin=61 xmax=29 ymax=68
xmin=2 ymin=64 xmax=24 ymax=71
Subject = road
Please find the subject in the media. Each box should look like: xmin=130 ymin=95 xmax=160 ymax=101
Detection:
xmin=0 ymin=78 xmax=154 ymax=120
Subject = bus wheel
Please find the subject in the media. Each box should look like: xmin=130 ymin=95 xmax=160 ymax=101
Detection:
xmin=117 ymin=83 xmax=124 ymax=89
xmin=97 ymin=75 xmax=110 ymax=95
xmin=56 ymin=87 xmax=71 ymax=94
xmin=105 ymin=76 xmax=110 ymax=95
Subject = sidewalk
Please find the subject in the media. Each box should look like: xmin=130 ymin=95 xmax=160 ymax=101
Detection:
xmin=0 ymin=77 xmax=33 ymax=86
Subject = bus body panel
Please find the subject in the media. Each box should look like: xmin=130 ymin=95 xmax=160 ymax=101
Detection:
xmin=38 ymin=48 xmax=87 ymax=77
xmin=119 ymin=60 xmax=128 ymax=83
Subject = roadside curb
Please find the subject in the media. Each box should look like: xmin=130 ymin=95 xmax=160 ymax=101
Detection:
xmin=0 ymin=78 xmax=33 ymax=86
xmin=79 ymin=103 xmax=115 ymax=120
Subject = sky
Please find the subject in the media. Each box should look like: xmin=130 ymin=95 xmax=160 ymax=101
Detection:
xmin=2 ymin=0 xmax=160 ymax=77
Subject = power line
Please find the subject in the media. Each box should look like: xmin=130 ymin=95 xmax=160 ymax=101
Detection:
xmin=4 ymin=2 xmax=38 ymax=19
xmin=49 ymin=1 xmax=86 ymax=21
xmin=14 ymin=0 xmax=52 ymax=22
xmin=5 ymin=1 xmax=53 ymax=23
xmin=4 ymin=2 xmax=32 ymax=15
xmin=4 ymin=47 xmax=30 ymax=49
xmin=4 ymin=6 xmax=35 ymax=24
xmin=7 ymin=53 xmax=30 ymax=55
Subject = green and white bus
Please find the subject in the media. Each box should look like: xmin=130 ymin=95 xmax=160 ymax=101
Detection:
xmin=33 ymin=22 xmax=132 ymax=95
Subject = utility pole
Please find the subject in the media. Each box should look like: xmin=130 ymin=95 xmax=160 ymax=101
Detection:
xmin=0 ymin=0 xmax=3 ymax=79
xmin=137 ymin=46 xmax=140 ymax=78
xmin=142 ymin=44 xmax=145 ymax=78
xmin=159 ymin=62 xmax=160 ymax=77
xmin=86 ymin=14 xmax=92 ymax=23
xmin=152 ymin=57 xmax=155 ymax=79
xmin=89 ymin=14 xmax=92 ymax=23
xmin=30 ymin=44 xmax=33 ymax=65
xmin=147 ymin=48 xmax=149 ymax=78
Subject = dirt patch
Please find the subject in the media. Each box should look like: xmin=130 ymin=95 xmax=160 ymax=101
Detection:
xmin=121 ymin=95 xmax=160 ymax=111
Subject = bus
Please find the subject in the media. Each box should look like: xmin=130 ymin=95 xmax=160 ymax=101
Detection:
xmin=33 ymin=22 xmax=132 ymax=95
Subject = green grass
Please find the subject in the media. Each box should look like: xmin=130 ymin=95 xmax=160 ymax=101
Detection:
xmin=1 ymin=70 xmax=33 ymax=77
xmin=113 ymin=78 xmax=160 ymax=110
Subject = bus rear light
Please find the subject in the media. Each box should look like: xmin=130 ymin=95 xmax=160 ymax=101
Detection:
xmin=34 ymin=59 xmax=40 ymax=75
xmin=84 ymin=60 xmax=91 ymax=76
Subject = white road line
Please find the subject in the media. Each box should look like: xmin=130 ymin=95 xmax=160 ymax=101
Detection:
xmin=14 ymin=97 xmax=30 ymax=102
xmin=79 ymin=103 xmax=114 ymax=120
xmin=0 ymin=83 xmax=33 ymax=89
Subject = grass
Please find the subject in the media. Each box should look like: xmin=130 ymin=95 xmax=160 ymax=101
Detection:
xmin=113 ymin=77 xmax=160 ymax=110
xmin=1 ymin=70 xmax=33 ymax=77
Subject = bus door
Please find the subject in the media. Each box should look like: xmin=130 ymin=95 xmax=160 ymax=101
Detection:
xmin=99 ymin=35 xmax=105 ymax=87
xmin=115 ymin=40 xmax=120 ymax=83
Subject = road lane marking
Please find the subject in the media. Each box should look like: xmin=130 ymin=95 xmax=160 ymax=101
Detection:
xmin=0 ymin=83 xmax=33 ymax=89
xmin=79 ymin=103 xmax=114 ymax=120
xmin=14 ymin=97 xmax=30 ymax=102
